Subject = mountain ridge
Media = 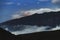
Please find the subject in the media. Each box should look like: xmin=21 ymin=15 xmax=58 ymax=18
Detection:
xmin=0 ymin=11 xmax=60 ymax=27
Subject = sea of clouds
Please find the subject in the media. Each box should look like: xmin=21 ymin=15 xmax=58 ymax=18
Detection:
xmin=4 ymin=25 xmax=60 ymax=35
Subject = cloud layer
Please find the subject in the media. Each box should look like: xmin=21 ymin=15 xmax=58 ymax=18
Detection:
xmin=12 ymin=14 xmax=23 ymax=19
xmin=5 ymin=25 xmax=60 ymax=35
xmin=52 ymin=0 xmax=60 ymax=4
xmin=10 ymin=25 xmax=50 ymax=35
xmin=52 ymin=0 xmax=60 ymax=7
xmin=12 ymin=8 xmax=60 ymax=19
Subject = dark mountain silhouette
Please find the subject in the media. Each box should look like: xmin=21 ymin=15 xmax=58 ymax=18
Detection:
xmin=0 ymin=28 xmax=60 ymax=40
xmin=0 ymin=11 xmax=60 ymax=29
xmin=0 ymin=28 xmax=15 ymax=40
xmin=16 ymin=30 xmax=60 ymax=40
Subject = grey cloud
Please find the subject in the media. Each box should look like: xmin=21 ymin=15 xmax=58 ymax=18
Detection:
xmin=52 ymin=0 xmax=60 ymax=7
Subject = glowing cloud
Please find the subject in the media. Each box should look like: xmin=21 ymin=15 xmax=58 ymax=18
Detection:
xmin=12 ymin=8 xmax=60 ymax=19
xmin=11 ymin=14 xmax=23 ymax=19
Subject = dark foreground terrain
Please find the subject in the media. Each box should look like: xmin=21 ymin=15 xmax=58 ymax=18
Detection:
xmin=0 ymin=28 xmax=60 ymax=40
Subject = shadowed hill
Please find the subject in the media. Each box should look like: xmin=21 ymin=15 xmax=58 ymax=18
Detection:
xmin=16 ymin=30 xmax=60 ymax=40
xmin=0 ymin=28 xmax=15 ymax=40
